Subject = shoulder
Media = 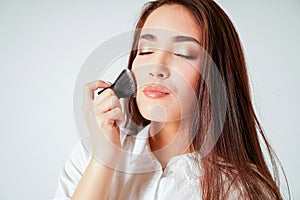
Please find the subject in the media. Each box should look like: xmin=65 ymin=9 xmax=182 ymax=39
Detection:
xmin=52 ymin=126 xmax=148 ymax=199
xmin=57 ymin=126 xmax=137 ymax=177
xmin=53 ymin=141 xmax=91 ymax=199
xmin=67 ymin=141 xmax=91 ymax=171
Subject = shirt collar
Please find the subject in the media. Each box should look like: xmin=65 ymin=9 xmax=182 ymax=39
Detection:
xmin=127 ymin=124 xmax=202 ymax=178
xmin=130 ymin=124 xmax=151 ymax=162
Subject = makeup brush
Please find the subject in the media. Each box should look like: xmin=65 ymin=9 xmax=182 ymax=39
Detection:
xmin=97 ymin=69 xmax=136 ymax=99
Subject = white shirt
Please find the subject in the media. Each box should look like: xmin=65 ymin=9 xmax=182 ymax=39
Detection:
xmin=52 ymin=125 xmax=204 ymax=200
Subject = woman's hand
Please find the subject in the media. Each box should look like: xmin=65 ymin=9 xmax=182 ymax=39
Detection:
xmin=82 ymin=80 xmax=124 ymax=166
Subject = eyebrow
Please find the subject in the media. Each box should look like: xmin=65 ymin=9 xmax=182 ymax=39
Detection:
xmin=139 ymin=33 xmax=201 ymax=46
xmin=140 ymin=34 xmax=157 ymax=41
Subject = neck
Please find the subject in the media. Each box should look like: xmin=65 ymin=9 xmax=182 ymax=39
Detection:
xmin=149 ymin=121 xmax=179 ymax=150
xmin=148 ymin=120 xmax=193 ymax=168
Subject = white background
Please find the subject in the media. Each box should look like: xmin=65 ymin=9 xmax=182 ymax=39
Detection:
xmin=0 ymin=0 xmax=299 ymax=199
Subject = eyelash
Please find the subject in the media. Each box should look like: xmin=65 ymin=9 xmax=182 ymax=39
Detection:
xmin=174 ymin=53 xmax=195 ymax=60
xmin=138 ymin=51 xmax=195 ymax=60
xmin=138 ymin=51 xmax=153 ymax=55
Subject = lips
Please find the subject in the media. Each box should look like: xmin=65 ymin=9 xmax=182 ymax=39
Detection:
xmin=143 ymin=84 xmax=170 ymax=98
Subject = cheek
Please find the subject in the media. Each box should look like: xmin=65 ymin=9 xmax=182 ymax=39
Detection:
xmin=131 ymin=56 xmax=143 ymax=70
xmin=175 ymin=66 xmax=200 ymax=92
xmin=172 ymin=66 xmax=199 ymax=115
xmin=189 ymin=71 xmax=200 ymax=91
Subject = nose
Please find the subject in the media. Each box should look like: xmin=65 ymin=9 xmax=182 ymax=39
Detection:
xmin=148 ymin=65 xmax=170 ymax=80
xmin=148 ymin=50 xmax=171 ymax=80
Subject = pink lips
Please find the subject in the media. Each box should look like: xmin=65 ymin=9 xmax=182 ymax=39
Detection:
xmin=143 ymin=84 xmax=170 ymax=98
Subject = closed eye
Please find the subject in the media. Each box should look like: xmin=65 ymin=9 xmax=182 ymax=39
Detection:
xmin=138 ymin=51 xmax=154 ymax=55
xmin=174 ymin=53 xmax=196 ymax=60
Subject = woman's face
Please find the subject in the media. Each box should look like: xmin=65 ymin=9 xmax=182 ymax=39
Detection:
xmin=132 ymin=4 xmax=203 ymax=122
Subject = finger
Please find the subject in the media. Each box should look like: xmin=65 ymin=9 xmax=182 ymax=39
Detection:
xmin=83 ymin=80 xmax=112 ymax=100
xmin=94 ymin=88 xmax=116 ymax=106
xmin=98 ymin=107 xmax=124 ymax=129
xmin=94 ymin=94 xmax=122 ymax=114
xmin=105 ymin=107 xmax=125 ymax=123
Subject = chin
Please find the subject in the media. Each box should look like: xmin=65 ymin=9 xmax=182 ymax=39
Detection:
xmin=138 ymin=103 xmax=182 ymax=122
xmin=136 ymin=91 xmax=193 ymax=122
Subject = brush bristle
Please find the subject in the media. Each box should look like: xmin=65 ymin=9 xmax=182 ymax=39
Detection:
xmin=111 ymin=69 xmax=136 ymax=98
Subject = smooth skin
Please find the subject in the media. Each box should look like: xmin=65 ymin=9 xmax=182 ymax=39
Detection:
xmin=72 ymin=4 xmax=201 ymax=200
xmin=72 ymin=80 xmax=123 ymax=200
xmin=133 ymin=4 xmax=201 ymax=169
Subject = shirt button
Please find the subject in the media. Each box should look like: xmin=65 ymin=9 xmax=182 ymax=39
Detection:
xmin=164 ymin=170 xmax=174 ymax=176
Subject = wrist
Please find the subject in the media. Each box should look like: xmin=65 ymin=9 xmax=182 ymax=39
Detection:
xmin=91 ymin=149 xmax=121 ymax=169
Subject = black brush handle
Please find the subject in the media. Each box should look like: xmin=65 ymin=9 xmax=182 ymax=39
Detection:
xmin=98 ymin=83 xmax=127 ymax=99
xmin=97 ymin=84 xmax=115 ymax=96
xmin=96 ymin=69 xmax=132 ymax=99
xmin=96 ymin=69 xmax=135 ymax=99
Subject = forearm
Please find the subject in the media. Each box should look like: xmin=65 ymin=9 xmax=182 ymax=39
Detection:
xmin=75 ymin=80 xmax=122 ymax=200
xmin=71 ymin=158 xmax=116 ymax=200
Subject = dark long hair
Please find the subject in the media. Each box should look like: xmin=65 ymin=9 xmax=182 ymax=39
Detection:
xmin=124 ymin=0 xmax=289 ymax=199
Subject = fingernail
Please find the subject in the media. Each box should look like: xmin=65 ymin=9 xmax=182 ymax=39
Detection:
xmin=104 ymin=81 xmax=112 ymax=85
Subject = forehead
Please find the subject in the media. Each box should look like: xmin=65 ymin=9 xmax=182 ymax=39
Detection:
xmin=142 ymin=4 xmax=201 ymax=42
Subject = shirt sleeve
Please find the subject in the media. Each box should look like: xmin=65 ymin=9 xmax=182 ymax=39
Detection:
xmin=52 ymin=141 xmax=91 ymax=200
xmin=52 ymin=128 xmax=129 ymax=200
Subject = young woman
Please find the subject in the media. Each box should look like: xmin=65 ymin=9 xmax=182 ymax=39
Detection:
xmin=53 ymin=0 xmax=289 ymax=199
